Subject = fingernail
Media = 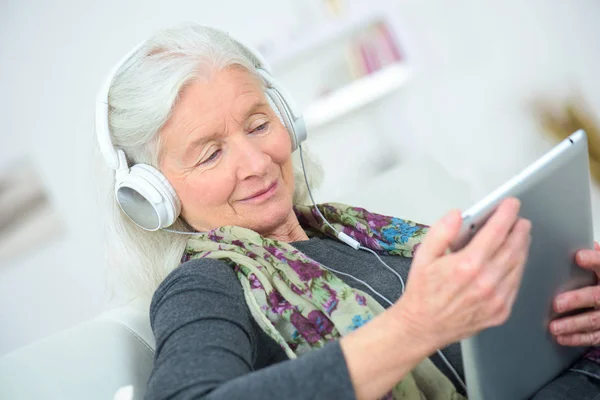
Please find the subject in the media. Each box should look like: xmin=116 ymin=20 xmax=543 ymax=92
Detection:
xmin=509 ymin=197 xmax=520 ymax=209
xmin=578 ymin=252 xmax=590 ymax=265
xmin=443 ymin=211 xmax=458 ymax=224
xmin=556 ymin=297 xmax=566 ymax=312
xmin=552 ymin=321 xmax=563 ymax=334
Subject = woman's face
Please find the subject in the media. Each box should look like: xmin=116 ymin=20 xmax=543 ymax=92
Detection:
xmin=159 ymin=66 xmax=296 ymax=234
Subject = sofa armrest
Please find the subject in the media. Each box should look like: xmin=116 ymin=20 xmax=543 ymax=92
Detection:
xmin=0 ymin=305 xmax=154 ymax=400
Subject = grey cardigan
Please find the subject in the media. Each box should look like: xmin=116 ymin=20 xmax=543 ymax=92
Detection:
xmin=145 ymin=236 xmax=464 ymax=400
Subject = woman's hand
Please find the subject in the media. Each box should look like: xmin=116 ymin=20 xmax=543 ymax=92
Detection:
xmin=550 ymin=242 xmax=600 ymax=346
xmin=393 ymin=198 xmax=532 ymax=350
xmin=341 ymin=198 xmax=531 ymax=400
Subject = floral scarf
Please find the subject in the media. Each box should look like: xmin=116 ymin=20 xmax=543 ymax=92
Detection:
xmin=184 ymin=203 xmax=465 ymax=399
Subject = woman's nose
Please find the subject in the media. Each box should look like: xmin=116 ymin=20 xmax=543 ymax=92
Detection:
xmin=233 ymin=137 xmax=271 ymax=180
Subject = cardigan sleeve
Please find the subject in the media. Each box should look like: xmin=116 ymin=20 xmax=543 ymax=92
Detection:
xmin=145 ymin=258 xmax=357 ymax=400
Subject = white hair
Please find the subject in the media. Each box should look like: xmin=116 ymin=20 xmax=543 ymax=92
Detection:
xmin=98 ymin=23 xmax=323 ymax=301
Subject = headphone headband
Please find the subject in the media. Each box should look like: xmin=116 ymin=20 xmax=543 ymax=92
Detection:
xmin=96 ymin=42 xmax=146 ymax=171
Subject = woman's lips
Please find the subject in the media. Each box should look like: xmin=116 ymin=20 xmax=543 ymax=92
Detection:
xmin=239 ymin=181 xmax=278 ymax=204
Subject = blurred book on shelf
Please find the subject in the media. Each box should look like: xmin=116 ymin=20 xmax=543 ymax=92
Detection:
xmin=346 ymin=21 xmax=403 ymax=79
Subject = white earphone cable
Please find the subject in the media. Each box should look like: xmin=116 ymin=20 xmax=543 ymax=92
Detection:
xmin=162 ymin=228 xmax=203 ymax=235
xmin=298 ymin=145 xmax=339 ymax=235
xmin=298 ymin=144 xmax=467 ymax=393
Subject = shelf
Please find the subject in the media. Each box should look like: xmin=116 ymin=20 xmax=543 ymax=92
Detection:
xmin=304 ymin=63 xmax=410 ymax=130
xmin=266 ymin=11 xmax=386 ymax=70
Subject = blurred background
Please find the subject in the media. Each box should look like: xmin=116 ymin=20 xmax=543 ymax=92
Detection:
xmin=1 ymin=0 xmax=599 ymax=355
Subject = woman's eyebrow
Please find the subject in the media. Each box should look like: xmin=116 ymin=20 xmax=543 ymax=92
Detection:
xmin=242 ymin=101 xmax=269 ymax=120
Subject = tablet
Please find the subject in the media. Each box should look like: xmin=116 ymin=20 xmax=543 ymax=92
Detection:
xmin=452 ymin=129 xmax=597 ymax=400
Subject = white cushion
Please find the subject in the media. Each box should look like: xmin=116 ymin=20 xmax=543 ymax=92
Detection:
xmin=333 ymin=152 xmax=474 ymax=225
xmin=0 ymin=303 xmax=154 ymax=400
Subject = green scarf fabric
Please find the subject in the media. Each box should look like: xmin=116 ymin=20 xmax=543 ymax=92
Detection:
xmin=184 ymin=203 xmax=465 ymax=400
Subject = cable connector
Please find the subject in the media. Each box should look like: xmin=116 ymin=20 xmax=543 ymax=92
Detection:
xmin=337 ymin=232 xmax=360 ymax=250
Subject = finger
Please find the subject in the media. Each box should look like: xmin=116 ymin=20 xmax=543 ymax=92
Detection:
xmin=484 ymin=257 xmax=526 ymax=327
xmin=414 ymin=210 xmax=462 ymax=267
xmin=594 ymin=241 xmax=600 ymax=251
xmin=556 ymin=331 xmax=600 ymax=346
xmin=554 ymin=285 xmax=600 ymax=313
xmin=486 ymin=218 xmax=532 ymax=283
xmin=551 ymin=309 xmax=600 ymax=336
xmin=495 ymin=239 xmax=529 ymax=307
xmin=465 ymin=198 xmax=521 ymax=260
xmin=575 ymin=248 xmax=600 ymax=270
xmin=499 ymin=263 xmax=524 ymax=309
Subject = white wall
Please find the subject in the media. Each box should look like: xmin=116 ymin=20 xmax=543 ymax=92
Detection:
xmin=1 ymin=0 xmax=599 ymax=355
xmin=380 ymin=0 xmax=600 ymax=202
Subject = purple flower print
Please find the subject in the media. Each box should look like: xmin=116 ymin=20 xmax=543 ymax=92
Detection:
xmin=321 ymin=204 xmax=338 ymax=218
xmin=307 ymin=310 xmax=334 ymax=336
xmin=311 ymin=206 xmax=324 ymax=220
xmin=231 ymin=240 xmax=246 ymax=248
xmin=288 ymin=340 xmax=299 ymax=352
xmin=292 ymin=206 xmax=318 ymax=228
xmin=181 ymin=252 xmax=192 ymax=263
xmin=288 ymin=259 xmax=323 ymax=281
xmin=248 ymin=273 xmax=264 ymax=290
xmin=290 ymin=311 xmax=321 ymax=344
xmin=363 ymin=210 xmax=391 ymax=231
xmin=348 ymin=221 xmax=370 ymax=237
xmin=293 ymin=206 xmax=312 ymax=227
xmin=265 ymin=245 xmax=288 ymax=262
xmin=321 ymin=283 xmax=339 ymax=314
xmin=290 ymin=283 xmax=304 ymax=296
xmin=208 ymin=231 xmax=224 ymax=242
xmin=341 ymin=227 xmax=384 ymax=252
xmin=355 ymin=293 xmax=366 ymax=306
xmin=268 ymin=291 xmax=293 ymax=314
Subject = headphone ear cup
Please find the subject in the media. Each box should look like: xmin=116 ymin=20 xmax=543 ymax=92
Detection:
xmin=266 ymin=88 xmax=300 ymax=151
xmin=114 ymin=164 xmax=181 ymax=231
xmin=268 ymin=84 xmax=306 ymax=148
xmin=291 ymin=114 xmax=307 ymax=148
xmin=266 ymin=93 xmax=290 ymax=131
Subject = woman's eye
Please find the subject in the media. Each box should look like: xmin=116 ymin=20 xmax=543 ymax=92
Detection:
xmin=201 ymin=150 xmax=220 ymax=164
xmin=251 ymin=122 xmax=269 ymax=133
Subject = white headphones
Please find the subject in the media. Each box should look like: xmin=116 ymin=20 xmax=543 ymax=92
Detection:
xmin=95 ymin=28 xmax=307 ymax=231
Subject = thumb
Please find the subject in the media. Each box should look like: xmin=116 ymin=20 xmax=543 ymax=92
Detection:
xmin=414 ymin=210 xmax=463 ymax=267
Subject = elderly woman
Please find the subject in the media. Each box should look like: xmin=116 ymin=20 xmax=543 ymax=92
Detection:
xmin=98 ymin=24 xmax=600 ymax=399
